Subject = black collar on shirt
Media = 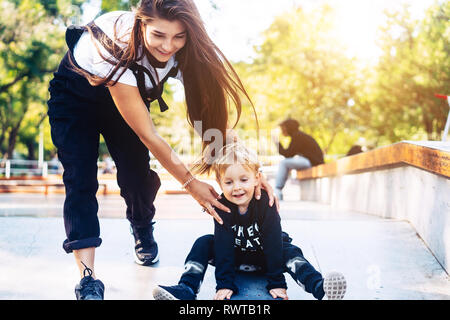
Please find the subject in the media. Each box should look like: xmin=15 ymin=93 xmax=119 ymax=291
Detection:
xmin=145 ymin=50 xmax=167 ymax=69
xmin=218 ymin=193 xmax=259 ymax=216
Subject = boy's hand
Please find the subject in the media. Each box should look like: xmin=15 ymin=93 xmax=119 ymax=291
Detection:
xmin=269 ymin=288 xmax=288 ymax=300
xmin=214 ymin=289 xmax=233 ymax=300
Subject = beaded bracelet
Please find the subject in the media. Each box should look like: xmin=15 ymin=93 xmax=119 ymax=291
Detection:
xmin=182 ymin=176 xmax=196 ymax=189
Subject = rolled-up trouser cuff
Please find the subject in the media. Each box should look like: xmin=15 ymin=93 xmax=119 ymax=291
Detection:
xmin=63 ymin=237 xmax=102 ymax=253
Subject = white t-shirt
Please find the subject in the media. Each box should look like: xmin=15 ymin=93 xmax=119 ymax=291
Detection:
xmin=73 ymin=11 xmax=183 ymax=89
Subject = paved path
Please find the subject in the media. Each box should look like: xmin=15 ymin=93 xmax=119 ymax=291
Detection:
xmin=0 ymin=180 xmax=449 ymax=300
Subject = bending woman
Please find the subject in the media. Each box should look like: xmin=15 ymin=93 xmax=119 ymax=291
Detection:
xmin=47 ymin=0 xmax=276 ymax=300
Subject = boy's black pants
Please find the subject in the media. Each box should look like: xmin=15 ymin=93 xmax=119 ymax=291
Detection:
xmin=47 ymin=54 xmax=160 ymax=253
xmin=179 ymin=233 xmax=325 ymax=299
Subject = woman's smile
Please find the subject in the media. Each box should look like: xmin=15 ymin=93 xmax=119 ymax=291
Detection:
xmin=143 ymin=18 xmax=187 ymax=62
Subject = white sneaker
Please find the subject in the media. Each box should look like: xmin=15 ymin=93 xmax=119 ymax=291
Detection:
xmin=323 ymin=271 xmax=346 ymax=300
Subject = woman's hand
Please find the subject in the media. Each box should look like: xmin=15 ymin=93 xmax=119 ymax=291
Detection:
xmin=255 ymin=172 xmax=280 ymax=212
xmin=185 ymin=179 xmax=230 ymax=225
xmin=214 ymin=288 xmax=233 ymax=300
xmin=269 ymin=288 xmax=288 ymax=300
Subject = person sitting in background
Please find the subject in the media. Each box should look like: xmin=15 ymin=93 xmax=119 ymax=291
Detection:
xmin=273 ymin=119 xmax=324 ymax=200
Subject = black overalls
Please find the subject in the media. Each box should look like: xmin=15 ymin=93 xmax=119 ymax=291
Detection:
xmin=47 ymin=24 xmax=177 ymax=253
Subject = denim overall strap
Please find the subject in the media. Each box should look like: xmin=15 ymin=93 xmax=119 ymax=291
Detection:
xmin=84 ymin=22 xmax=178 ymax=112
xmin=65 ymin=25 xmax=86 ymax=54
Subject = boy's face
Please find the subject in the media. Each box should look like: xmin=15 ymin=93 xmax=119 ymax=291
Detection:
xmin=219 ymin=164 xmax=259 ymax=211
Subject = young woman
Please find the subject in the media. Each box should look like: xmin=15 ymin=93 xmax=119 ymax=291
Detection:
xmin=47 ymin=0 xmax=277 ymax=300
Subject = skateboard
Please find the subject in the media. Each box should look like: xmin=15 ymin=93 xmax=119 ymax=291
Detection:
xmin=230 ymin=272 xmax=281 ymax=300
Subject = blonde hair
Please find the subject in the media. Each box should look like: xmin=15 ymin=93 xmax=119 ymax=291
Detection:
xmin=209 ymin=143 xmax=260 ymax=182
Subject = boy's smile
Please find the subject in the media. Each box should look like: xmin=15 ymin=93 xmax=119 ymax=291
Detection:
xmin=219 ymin=164 xmax=260 ymax=214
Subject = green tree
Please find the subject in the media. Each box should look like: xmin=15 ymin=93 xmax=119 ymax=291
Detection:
xmin=372 ymin=1 xmax=449 ymax=141
xmin=0 ymin=0 xmax=82 ymax=160
xmin=234 ymin=5 xmax=360 ymax=157
xmin=101 ymin=0 xmax=140 ymax=12
xmin=234 ymin=1 xmax=449 ymax=157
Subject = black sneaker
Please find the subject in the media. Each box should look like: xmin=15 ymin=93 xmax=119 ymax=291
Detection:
xmin=74 ymin=263 xmax=105 ymax=300
xmin=131 ymin=222 xmax=159 ymax=266
xmin=152 ymin=283 xmax=196 ymax=300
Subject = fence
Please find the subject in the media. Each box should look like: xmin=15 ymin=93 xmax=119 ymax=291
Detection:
xmin=0 ymin=159 xmax=63 ymax=178
xmin=0 ymin=159 xmax=51 ymax=178
xmin=0 ymin=154 xmax=337 ymax=179
xmin=0 ymin=159 xmax=117 ymax=178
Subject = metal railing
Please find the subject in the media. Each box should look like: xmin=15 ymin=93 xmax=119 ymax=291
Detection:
xmin=0 ymin=155 xmax=316 ymax=179
xmin=0 ymin=159 xmax=121 ymax=178
xmin=0 ymin=159 xmax=61 ymax=178
xmin=0 ymin=155 xmax=286 ymax=179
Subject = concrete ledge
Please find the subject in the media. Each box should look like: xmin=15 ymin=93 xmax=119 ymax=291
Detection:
xmin=297 ymin=141 xmax=450 ymax=180
xmin=296 ymin=141 xmax=450 ymax=273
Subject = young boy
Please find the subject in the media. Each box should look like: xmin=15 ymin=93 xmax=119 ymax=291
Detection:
xmin=153 ymin=143 xmax=346 ymax=300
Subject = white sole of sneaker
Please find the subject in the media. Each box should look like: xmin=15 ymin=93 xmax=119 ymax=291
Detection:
xmin=133 ymin=249 xmax=160 ymax=266
xmin=323 ymin=271 xmax=347 ymax=300
xmin=152 ymin=286 xmax=179 ymax=300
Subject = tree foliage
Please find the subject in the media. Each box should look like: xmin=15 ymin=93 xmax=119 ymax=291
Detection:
xmin=234 ymin=5 xmax=360 ymax=155
xmin=1 ymin=0 xmax=448 ymax=162
xmin=370 ymin=1 xmax=449 ymax=142
xmin=234 ymin=1 xmax=449 ymax=157
xmin=0 ymin=0 xmax=82 ymax=159
xmin=101 ymin=0 xmax=140 ymax=13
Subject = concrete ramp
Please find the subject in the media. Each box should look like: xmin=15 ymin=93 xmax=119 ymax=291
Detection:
xmin=297 ymin=141 xmax=450 ymax=275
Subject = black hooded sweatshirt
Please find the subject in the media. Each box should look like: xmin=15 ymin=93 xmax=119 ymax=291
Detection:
xmin=278 ymin=130 xmax=324 ymax=166
xmin=213 ymin=190 xmax=287 ymax=293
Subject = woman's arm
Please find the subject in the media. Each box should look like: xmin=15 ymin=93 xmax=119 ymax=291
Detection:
xmin=108 ymin=82 xmax=230 ymax=223
xmin=279 ymin=141 xmax=296 ymax=158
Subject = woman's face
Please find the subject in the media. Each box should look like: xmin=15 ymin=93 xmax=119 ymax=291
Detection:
xmin=143 ymin=18 xmax=187 ymax=62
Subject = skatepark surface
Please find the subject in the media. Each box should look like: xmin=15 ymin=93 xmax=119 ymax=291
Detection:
xmin=0 ymin=179 xmax=449 ymax=300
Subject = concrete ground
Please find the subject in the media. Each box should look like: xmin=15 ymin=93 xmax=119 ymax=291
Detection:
xmin=0 ymin=178 xmax=449 ymax=300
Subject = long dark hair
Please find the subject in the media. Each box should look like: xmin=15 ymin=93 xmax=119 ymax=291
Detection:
xmin=69 ymin=0 xmax=257 ymax=174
